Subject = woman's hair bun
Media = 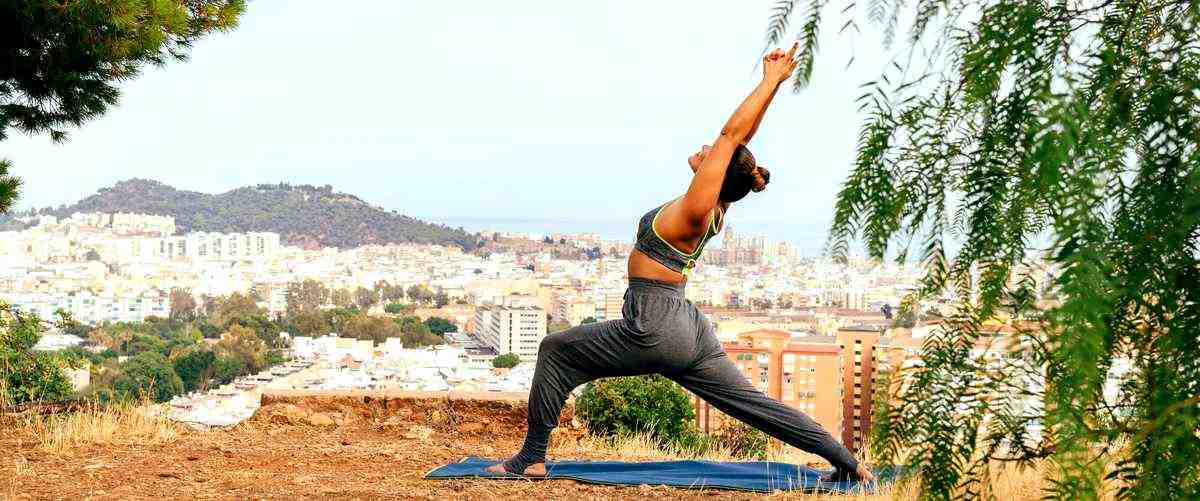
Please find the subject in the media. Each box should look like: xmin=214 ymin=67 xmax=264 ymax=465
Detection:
xmin=751 ymin=166 xmax=771 ymax=193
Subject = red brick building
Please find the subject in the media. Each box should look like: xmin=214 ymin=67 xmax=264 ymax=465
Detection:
xmin=692 ymin=326 xmax=901 ymax=456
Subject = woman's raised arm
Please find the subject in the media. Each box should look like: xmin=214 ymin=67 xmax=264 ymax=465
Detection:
xmin=678 ymin=43 xmax=797 ymax=225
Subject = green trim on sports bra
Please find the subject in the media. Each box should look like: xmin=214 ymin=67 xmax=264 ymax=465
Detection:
xmin=650 ymin=197 xmax=723 ymax=261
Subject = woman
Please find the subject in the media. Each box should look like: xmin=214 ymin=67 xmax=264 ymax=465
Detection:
xmin=487 ymin=43 xmax=874 ymax=483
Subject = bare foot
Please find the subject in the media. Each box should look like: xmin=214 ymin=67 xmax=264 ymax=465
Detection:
xmin=855 ymin=463 xmax=877 ymax=482
xmin=484 ymin=461 xmax=547 ymax=476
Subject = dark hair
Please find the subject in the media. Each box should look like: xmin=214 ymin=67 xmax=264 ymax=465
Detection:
xmin=719 ymin=144 xmax=771 ymax=203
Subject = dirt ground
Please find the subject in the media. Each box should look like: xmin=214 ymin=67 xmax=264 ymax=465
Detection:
xmin=1 ymin=396 xmax=875 ymax=500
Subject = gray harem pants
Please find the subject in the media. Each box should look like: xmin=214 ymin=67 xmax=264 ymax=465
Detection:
xmin=502 ymin=278 xmax=859 ymax=475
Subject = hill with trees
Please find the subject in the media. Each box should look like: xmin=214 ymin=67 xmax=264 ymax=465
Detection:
xmin=30 ymin=179 xmax=480 ymax=250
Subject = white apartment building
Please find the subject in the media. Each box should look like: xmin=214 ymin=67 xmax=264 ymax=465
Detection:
xmin=553 ymin=294 xmax=595 ymax=326
xmin=474 ymin=295 xmax=547 ymax=362
xmin=292 ymin=335 xmax=374 ymax=363
xmin=78 ymin=230 xmax=281 ymax=264
xmin=3 ymin=289 xmax=169 ymax=324
xmin=171 ymin=231 xmax=281 ymax=261
xmin=68 ymin=212 xmax=176 ymax=236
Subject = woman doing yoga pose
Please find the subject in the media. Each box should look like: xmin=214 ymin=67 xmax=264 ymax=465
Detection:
xmin=486 ymin=43 xmax=875 ymax=483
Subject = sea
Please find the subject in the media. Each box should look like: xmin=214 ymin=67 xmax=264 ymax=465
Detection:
xmin=430 ymin=216 xmax=834 ymax=257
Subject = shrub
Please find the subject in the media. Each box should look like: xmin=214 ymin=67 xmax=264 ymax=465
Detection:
xmin=212 ymin=356 xmax=245 ymax=385
xmin=576 ymin=375 xmax=695 ymax=446
xmin=172 ymin=349 xmax=216 ymax=393
xmin=112 ymin=352 xmax=184 ymax=403
xmin=383 ymin=303 xmax=414 ymax=315
xmin=423 ymin=317 xmax=457 ymax=335
xmin=711 ymin=420 xmax=770 ymax=459
xmin=492 ymin=353 xmax=520 ymax=369
xmin=264 ymin=351 xmax=286 ymax=367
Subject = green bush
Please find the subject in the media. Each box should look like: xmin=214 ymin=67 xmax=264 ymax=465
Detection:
xmin=576 ymin=375 xmax=696 ymax=447
xmin=383 ymin=303 xmax=414 ymax=315
xmin=492 ymin=353 xmax=520 ymax=369
xmin=423 ymin=317 xmax=457 ymax=335
xmin=111 ymin=351 xmax=184 ymax=403
xmin=212 ymin=356 xmax=246 ymax=385
xmin=173 ymin=349 xmax=216 ymax=393
xmin=264 ymin=351 xmax=286 ymax=367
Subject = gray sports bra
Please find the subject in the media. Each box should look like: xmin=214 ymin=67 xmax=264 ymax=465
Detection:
xmin=633 ymin=197 xmax=723 ymax=277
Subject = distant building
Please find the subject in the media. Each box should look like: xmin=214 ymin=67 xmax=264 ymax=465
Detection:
xmin=690 ymin=326 xmax=910 ymax=455
xmin=474 ymin=295 xmax=547 ymax=362
xmin=552 ymin=293 xmax=594 ymax=326
xmin=703 ymin=224 xmax=765 ymax=266
xmin=67 ymin=212 xmax=176 ymax=236
xmin=835 ymin=325 xmax=885 ymax=452
xmin=692 ymin=330 xmax=846 ymax=460
xmin=4 ymin=289 xmax=169 ymax=324
xmin=602 ymin=291 xmax=624 ymax=322
xmin=174 ymin=231 xmax=281 ymax=261
xmin=292 ymin=335 xmax=374 ymax=364
xmin=32 ymin=332 xmax=85 ymax=352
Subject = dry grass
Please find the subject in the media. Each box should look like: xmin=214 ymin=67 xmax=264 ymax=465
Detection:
xmin=18 ymin=402 xmax=181 ymax=454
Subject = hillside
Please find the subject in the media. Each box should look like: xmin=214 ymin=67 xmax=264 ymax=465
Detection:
xmin=37 ymin=179 xmax=480 ymax=250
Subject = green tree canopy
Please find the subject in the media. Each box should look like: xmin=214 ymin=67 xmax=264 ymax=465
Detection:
xmin=209 ymin=292 xmax=264 ymax=328
xmin=375 ymin=281 xmax=406 ymax=303
xmin=396 ymin=315 xmax=442 ymax=347
xmin=406 ymin=284 xmax=435 ymax=305
xmin=172 ymin=349 xmax=216 ymax=393
xmin=0 ymin=160 xmax=18 ymax=214
xmin=423 ymin=317 xmax=457 ymax=335
xmin=168 ymin=288 xmax=198 ymax=322
xmin=224 ymin=314 xmax=287 ymax=349
xmin=212 ymin=355 xmax=245 ymax=385
xmin=290 ymin=310 xmax=331 ymax=338
xmin=0 ymin=0 xmax=244 ymax=213
xmin=353 ymin=287 xmax=378 ymax=311
xmin=384 ymin=303 xmax=415 ymax=315
xmin=763 ymin=0 xmax=1200 ymax=497
xmin=125 ymin=333 xmax=167 ymax=357
xmin=285 ymin=279 xmax=329 ymax=317
xmin=341 ymin=314 xmax=402 ymax=344
xmin=330 ymin=288 xmax=354 ymax=309
xmin=0 ymin=304 xmax=74 ymax=404
xmin=112 ymin=351 xmax=183 ymax=403
xmin=215 ymin=325 xmax=266 ymax=374
xmin=491 ymin=353 xmax=520 ymax=369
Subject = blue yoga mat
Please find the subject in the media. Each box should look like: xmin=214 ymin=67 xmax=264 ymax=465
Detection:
xmin=425 ymin=457 xmax=896 ymax=494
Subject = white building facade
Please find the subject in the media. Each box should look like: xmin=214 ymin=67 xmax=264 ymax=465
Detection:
xmin=475 ymin=295 xmax=547 ymax=362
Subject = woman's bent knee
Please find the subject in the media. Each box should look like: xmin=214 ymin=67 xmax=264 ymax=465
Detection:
xmin=538 ymin=333 xmax=568 ymax=355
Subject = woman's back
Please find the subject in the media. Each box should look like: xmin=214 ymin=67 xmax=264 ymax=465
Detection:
xmin=629 ymin=197 xmax=723 ymax=283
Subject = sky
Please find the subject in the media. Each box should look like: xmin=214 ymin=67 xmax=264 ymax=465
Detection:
xmin=4 ymin=0 xmax=894 ymax=234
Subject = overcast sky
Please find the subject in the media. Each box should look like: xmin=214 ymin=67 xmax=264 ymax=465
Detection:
xmin=4 ymin=0 xmax=894 ymax=229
